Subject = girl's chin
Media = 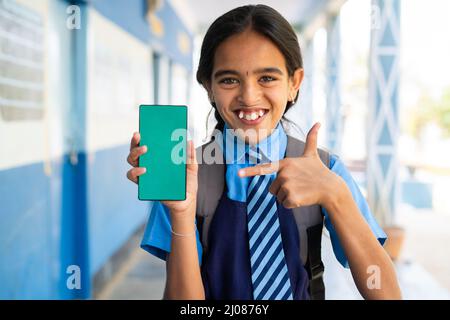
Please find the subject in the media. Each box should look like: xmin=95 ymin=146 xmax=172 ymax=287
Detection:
xmin=231 ymin=121 xmax=270 ymax=133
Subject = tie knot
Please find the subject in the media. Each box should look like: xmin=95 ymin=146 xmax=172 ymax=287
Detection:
xmin=246 ymin=146 xmax=262 ymax=164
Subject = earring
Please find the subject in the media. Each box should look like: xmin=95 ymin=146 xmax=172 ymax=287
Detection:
xmin=203 ymin=107 xmax=214 ymax=142
xmin=291 ymin=92 xmax=298 ymax=102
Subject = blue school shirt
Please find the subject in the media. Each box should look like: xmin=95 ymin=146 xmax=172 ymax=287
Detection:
xmin=141 ymin=124 xmax=387 ymax=270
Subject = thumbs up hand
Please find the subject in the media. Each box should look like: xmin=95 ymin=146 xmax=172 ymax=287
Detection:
xmin=238 ymin=123 xmax=343 ymax=209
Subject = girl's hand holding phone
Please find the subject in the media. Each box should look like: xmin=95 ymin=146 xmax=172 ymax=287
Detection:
xmin=126 ymin=132 xmax=199 ymax=222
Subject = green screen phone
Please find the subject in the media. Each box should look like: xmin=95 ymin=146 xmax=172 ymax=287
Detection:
xmin=138 ymin=105 xmax=187 ymax=201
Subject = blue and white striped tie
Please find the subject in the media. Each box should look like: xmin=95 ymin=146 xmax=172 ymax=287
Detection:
xmin=246 ymin=171 xmax=293 ymax=300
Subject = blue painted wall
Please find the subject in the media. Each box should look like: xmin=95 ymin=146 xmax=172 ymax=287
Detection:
xmin=0 ymin=148 xmax=150 ymax=299
xmin=88 ymin=0 xmax=193 ymax=70
xmin=87 ymin=145 xmax=150 ymax=276
xmin=0 ymin=161 xmax=61 ymax=299
xmin=0 ymin=0 xmax=192 ymax=299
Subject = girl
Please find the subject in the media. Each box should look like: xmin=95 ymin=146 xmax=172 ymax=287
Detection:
xmin=126 ymin=5 xmax=401 ymax=300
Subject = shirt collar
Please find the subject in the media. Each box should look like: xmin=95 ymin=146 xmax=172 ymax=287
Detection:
xmin=222 ymin=123 xmax=287 ymax=164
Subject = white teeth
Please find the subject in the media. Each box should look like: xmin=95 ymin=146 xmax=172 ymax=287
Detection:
xmin=239 ymin=110 xmax=265 ymax=121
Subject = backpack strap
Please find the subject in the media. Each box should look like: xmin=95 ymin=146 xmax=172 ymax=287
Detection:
xmin=195 ymin=137 xmax=225 ymax=252
xmin=307 ymin=224 xmax=326 ymax=300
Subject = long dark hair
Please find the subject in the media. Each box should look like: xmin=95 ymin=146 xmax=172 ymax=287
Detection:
xmin=196 ymin=5 xmax=303 ymax=132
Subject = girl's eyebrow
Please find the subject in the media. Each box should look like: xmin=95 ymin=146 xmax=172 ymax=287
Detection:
xmin=214 ymin=67 xmax=284 ymax=79
xmin=213 ymin=69 xmax=239 ymax=79
xmin=254 ymin=67 xmax=284 ymax=75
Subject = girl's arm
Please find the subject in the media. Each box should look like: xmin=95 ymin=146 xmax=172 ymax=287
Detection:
xmin=162 ymin=140 xmax=205 ymax=300
xmin=163 ymin=206 xmax=205 ymax=300
xmin=323 ymin=178 xmax=402 ymax=300
xmin=239 ymin=123 xmax=402 ymax=300
xmin=127 ymin=134 xmax=204 ymax=299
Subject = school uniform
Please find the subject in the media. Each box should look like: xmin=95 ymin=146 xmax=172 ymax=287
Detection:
xmin=141 ymin=123 xmax=387 ymax=300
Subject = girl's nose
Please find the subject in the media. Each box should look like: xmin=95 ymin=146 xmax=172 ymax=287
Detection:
xmin=237 ymin=81 xmax=261 ymax=106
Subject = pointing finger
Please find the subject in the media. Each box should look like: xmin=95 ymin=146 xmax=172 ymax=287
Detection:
xmin=238 ymin=162 xmax=280 ymax=178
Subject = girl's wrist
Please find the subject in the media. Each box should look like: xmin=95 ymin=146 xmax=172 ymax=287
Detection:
xmin=170 ymin=205 xmax=197 ymax=234
xmin=322 ymin=174 xmax=351 ymax=213
xmin=171 ymin=217 xmax=196 ymax=235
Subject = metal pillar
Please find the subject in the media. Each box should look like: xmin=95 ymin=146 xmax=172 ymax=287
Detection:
xmin=325 ymin=14 xmax=342 ymax=153
xmin=298 ymin=39 xmax=314 ymax=133
xmin=367 ymin=0 xmax=401 ymax=226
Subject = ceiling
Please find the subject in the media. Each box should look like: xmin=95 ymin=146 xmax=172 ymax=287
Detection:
xmin=169 ymin=0 xmax=346 ymax=35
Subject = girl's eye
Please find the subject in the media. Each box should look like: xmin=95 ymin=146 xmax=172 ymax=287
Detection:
xmin=260 ymin=76 xmax=276 ymax=83
xmin=219 ymin=78 xmax=239 ymax=85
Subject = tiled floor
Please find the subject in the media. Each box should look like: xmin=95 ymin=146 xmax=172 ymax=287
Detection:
xmin=396 ymin=205 xmax=450 ymax=292
xmin=97 ymin=249 xmax=166 ymax=300
xmin=321 ymin=228 xmax=450 ymax=300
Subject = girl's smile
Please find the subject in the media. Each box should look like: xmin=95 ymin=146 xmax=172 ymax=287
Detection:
xmin=208 ymin=29 xmax=303 ymax=143
xmin=234 ymin=108 xmax=269 ymax=125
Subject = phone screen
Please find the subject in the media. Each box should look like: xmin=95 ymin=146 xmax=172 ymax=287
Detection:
xmin=138 ymin=105 xmax=187 ymax=201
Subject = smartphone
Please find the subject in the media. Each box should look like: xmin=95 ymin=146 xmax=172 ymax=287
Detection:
xmin=138 ymin=105 xmax=187 ymax=201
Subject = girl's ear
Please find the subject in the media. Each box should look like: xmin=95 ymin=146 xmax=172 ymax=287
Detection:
xmin=289 ymin=68 xmax=304 ymax=100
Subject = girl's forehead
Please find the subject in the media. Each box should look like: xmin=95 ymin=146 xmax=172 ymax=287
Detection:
xmin=217 ymin=29 xmax=277 ymax=52
xmin=213 ymin=31 xmax=287 ymax=71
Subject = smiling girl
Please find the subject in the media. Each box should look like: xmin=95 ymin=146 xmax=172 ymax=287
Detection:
xmin=126 ymin=5 xmax=401 ymax=300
